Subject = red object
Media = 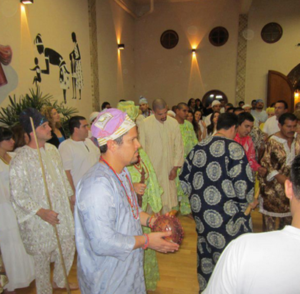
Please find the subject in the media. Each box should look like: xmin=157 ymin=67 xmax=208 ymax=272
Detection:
xmin=152 ymin=215 xmax=184 ymax=245
xmin=0 ymin=45 xmax=12 ymax=87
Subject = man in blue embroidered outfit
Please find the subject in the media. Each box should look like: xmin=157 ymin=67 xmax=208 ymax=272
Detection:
xmin=75 ymin=108 xmax=179 ymax=294
xmin=179 ymin=113 xmax=256 ymax=293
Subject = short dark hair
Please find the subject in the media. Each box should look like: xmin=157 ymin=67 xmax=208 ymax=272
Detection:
xmin=278 ymin=113 xmax=297 ymax=126
xmin=99 ymin=133 xmax=126 ymax=154
xmin=233 ymin=107 xmax=244 ymax=114
xmin=0 ymin=127 xmax=13 ymax=142
xmin=101 ymin=102 xmax=110 ymax=110
xmin=238 ymin=112 xmax=254 ymax=125
xmin=290 ymin=155 xmax=300 ymax=200
xmin=69 ymin=116 xmax=86 ymax=135
xmin=216 ymin=113 xmax=238 ymax=131
xmin=152 ymin=99 xmax=167 ymax=111
xmin=226 ymin=103 xmax=233 ymax=108
xmin=226 ymin=107 xmax=235 ymax=113
xmin=276 ymin=100 xmax=288 ymax=109
xmin=11 ymin=124 xmax=26 ymax=149
xmin=177 ymin=102 xmax=188 ymax=110
xmin=238 ymin=101 xmax=245 ymax=106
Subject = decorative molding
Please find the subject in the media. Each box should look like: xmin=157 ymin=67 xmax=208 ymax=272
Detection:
xmin=235 ymin=14 xmax=248 ymax=105
xmin=88 ymin=0 xmax=100 ymax=111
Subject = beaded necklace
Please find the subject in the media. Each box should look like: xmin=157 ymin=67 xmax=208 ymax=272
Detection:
xmin=133 ymin=157 xmax=149 ymax=181
xmin=101 ymin=157 xmax=139 ymax=219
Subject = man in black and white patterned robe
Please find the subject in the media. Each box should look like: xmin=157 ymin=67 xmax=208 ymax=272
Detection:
xmin=179 ymin=113 xmax=255 ymax=293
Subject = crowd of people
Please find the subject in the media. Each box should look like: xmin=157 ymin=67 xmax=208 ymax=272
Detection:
xmin=0 ymin=95 xmax=300 ymax=294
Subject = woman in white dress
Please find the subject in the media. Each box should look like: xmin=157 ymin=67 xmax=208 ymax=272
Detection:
xmin=0 ymin=127 xmax=35 ymax=293
xmin=194 ymin=110 xmax=207 ymax=141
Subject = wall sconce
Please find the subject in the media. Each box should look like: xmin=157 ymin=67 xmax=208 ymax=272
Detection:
xmin=118 ymin=44 xmax=125 ymax=50
xmin=192 ymin=49 xmax=196 ymax=56
xmin=294 ymin=90 xmax=300 ymax=106
xmin=21 ymin=0 xmax=33 ymax=3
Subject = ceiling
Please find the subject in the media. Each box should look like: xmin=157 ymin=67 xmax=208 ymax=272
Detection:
xmin=129 ymin=0 xmax=253 ymax=14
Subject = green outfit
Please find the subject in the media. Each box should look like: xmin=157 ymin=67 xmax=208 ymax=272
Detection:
xmin=176 ymin=120 xmax=198 ymax=215
xmin=127 ymin=148 xmax=163 ymax=291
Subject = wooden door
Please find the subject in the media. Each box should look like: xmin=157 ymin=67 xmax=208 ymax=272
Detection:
xmin=267 ymin=70 xmax=294 ymax=112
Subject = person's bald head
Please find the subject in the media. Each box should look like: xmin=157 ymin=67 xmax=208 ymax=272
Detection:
xmin=152 ymin=99 xmax=167 ymax=111
xmin=152 ymin=99 xmax=168 ymax=123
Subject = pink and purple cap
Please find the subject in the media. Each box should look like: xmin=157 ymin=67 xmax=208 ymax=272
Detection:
xmin=91 ymin=108 xmax=135 ymax=146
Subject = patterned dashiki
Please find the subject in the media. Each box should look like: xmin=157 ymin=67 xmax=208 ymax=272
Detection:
xmin=179 ymin=135 xmax=254 ymax=292
xmin=176 ymin=120 xmax=198 ymax=215
xmin=259 ymin=135 xmax=296 ymax=230
xmin=249 ymin=126 xmax=266 ymax=160
xmin=127 ymin=148 xmax=163 ymax=291
xmin=75 ymin=162 xmax=146 ymax=294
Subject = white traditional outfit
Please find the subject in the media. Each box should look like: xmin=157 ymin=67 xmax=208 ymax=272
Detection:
xmin=10 ymin=144 xmax=75 ymax=294
xmin=0 ymin=153 xmax=35 ymax=292
xmin=139 ymin=115 xmax=184 ymax=214
xmin=59 ymin=138 xmax=100 ymax=187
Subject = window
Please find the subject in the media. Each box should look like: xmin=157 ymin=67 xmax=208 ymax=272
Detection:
xmin=160 ymin=30 xmax=179 ymax=49
xmin=261 ymin=23 xmax=282 ymax=44
xmin=209 ymin=27 xmax=229 ymax=46
xmin=202 ymin=90 xmax=228 ymax=108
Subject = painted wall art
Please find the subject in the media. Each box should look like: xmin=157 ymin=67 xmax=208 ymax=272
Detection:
xmin=34 ymin=33 xmax=70 ymax=103
xmin=70 ymin=32 xmax=84 ymax=100
xmin=32 ymin=32 xmax=84 ymax=104
xmin=0 ymin=44 xmax=18 ymax=104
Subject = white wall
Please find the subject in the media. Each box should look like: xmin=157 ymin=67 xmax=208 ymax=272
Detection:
xmin=97 ymin=0 xmax=136 ymax=108
xmin=134 ymin=0 xmax=240 ymax=107
xmin=0 ymin=0 xmax=92 ymax=120
xmin=1 ymin=0 xmax=300 ymax=116
xmin=245 ymin=0 xmax=300 ymax=104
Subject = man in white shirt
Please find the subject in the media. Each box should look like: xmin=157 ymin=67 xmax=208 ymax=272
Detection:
xmin=59 ymin=116 xmax=100 ymax=205
xmin=203 ymin=154 xmax=300 ymax=294
xmin=204 ymin=100 xmax=221 ymax=126
xmin=251 ymin=99 xmax=268 ymax=125
xmin=263 ymin=100 xmax=288 ymax=136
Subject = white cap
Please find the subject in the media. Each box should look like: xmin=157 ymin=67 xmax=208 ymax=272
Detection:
xmin=212 ymin=100 xmax=221 ymax=107
xmin=89 ymin=112 xmax=99 ymax=123
xmin=242 ymin=104 xmax=251 ymax=109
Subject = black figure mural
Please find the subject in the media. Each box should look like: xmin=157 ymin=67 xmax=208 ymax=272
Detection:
xmin=34 ymin=34 xmax=70 ymax=103
xmin=69 ymin=32 xmax=83 ymax=100
xmin=30 ymin=57 xmax=41 ymax=86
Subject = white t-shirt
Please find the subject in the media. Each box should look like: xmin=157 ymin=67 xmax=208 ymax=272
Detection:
xmin=59 ymin=138 xmax=100 ymax=187
xmin=203 ymin=226 xmax=300 ymax=294
xmin=263 ymin=115 xmax=279 ymax=136
xmin=251 ymin=109 xmax=268 ymax=124
xmin=204 ymin=113 xmax=212 ymax=126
